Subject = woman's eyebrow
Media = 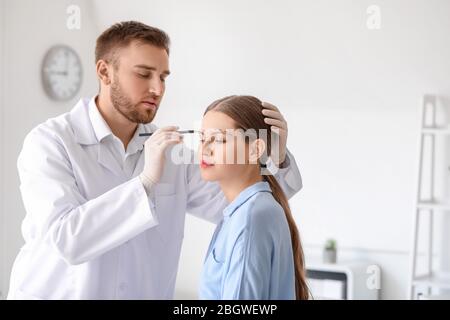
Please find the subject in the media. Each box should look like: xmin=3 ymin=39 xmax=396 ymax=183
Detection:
xmin=201 ymin=129 xmax=226 ymax=134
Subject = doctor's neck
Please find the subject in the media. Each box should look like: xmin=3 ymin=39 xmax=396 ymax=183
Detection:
xmin=95 ymin=93 xmax=138 ymax=150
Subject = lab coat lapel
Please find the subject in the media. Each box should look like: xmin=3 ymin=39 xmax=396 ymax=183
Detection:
xmin=70 ymin=98 xmax=122 ymax=177
xmin=97 ymin=142 xmax=123 ymax=177
xmin=132 ymin=151 xmax=145 ymax=178
xmin=70 ymin=98 xmax=97 ymax=145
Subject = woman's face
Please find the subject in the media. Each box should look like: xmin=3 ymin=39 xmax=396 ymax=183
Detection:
xmin=199 ymin=111 xmax=251 ymax=182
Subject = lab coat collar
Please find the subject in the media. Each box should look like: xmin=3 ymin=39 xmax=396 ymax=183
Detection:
xmin=70 ymin=98 xmax=98 ymax=145
xmin=88 ymin=97 xmax=113 ymax=143
xmin=223 ymin=181 xmax=272 ymax=217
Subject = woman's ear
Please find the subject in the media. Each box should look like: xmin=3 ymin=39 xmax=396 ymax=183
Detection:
xmin=96 ymin=59 xmax=112 ymax=86
xmin=248 ymin=139 xmax=266 ymax=164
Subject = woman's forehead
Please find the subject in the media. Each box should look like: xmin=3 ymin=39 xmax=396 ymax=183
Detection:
xmin=201 ymin=111 xmax=236 ymax=130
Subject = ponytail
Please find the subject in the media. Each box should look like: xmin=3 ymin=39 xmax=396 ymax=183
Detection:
xmin=264 ymin=174 xmax=310 ymax=300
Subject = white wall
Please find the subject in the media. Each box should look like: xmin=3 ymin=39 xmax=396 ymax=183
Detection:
xmin=92 ymin=0 xmax=450 ymax=300
xmin=91 ymin=0 xmax=450 ymax=299
xmin=0 ymin=0 xmax=6 ymax=300
xmin=2 ymin=0 xmax=450 ymax=300
xmin=0 ymin=0 xmax=98 ymax=298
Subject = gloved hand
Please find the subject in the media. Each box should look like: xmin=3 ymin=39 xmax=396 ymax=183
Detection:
xmin=261 ymin=102 xmax=288 ymax=166
xmin=139 ymin=126 xmax=183 ymax=192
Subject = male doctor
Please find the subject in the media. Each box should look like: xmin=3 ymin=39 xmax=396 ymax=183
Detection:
xmin=7 ymin=21 xmax=302 ymax=299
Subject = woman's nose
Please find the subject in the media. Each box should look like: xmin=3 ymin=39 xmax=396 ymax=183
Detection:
xmin=201 ymin=140 xmax=213 ymax=155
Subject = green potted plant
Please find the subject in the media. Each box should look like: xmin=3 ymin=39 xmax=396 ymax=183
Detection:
xmin=323 ymin=239 xmax=337 ymax=264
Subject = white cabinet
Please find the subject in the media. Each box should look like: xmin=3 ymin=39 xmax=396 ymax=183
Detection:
xmin=306 ymin=261 xmax=380 ymax=300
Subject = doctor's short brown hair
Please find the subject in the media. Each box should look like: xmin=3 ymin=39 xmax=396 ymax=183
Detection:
xmin=95 ymin=21 xmax=170 ymax=67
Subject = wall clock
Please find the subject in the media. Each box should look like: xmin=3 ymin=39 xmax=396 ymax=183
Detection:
xmin=41 ymin=45 xmax=82 ymax=101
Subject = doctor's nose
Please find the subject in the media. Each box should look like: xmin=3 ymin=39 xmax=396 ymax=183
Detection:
xmin=148 ymin=80 xmax=163 ymax=97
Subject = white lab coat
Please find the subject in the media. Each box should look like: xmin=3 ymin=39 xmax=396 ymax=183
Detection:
xmin=7 ymin=97 xmax=302 ymax=300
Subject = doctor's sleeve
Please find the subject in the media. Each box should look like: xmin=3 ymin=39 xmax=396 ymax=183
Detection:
xmin=270 ymin=149 xmax=303 ymax=199
xmin=17 ymin=127 xmax=158 ymax=265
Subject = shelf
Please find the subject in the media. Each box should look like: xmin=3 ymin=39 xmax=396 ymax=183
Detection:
xmin=418 ymin=293 xmax=450 ymax=300
xmin=417 ymin=200 xmax=450 ymax=211
xmin=412 ymin=272 xmax=450 ymax=289
xmin=422 ymin=127 xmax=450 ymax=135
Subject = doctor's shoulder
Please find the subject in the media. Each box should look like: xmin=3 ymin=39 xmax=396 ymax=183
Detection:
xmin=19 ymin=111 xmax=74 ymax=163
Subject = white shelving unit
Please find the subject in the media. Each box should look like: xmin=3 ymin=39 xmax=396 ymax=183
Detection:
xmin=408 ymin=95 xmax=450 ymax=299
xmin=0 ymin=0 xmax=5 ymax=300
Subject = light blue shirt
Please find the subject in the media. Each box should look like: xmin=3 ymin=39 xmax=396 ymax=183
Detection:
xmin=199 ymin=181 xmax=296 ymax=300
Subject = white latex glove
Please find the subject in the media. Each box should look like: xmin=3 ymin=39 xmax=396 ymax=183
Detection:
xmin=139 ymin=126 xmax=183 ymax=192
xmin=261 ymin=102 xmax=288 ymax=166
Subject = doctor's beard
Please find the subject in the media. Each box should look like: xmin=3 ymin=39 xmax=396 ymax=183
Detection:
xmin=110 ymin=77 xmax=157 ymax=124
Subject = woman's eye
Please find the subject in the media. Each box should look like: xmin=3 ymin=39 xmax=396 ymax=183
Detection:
xmin=138 ymin=73 xmax=150 ymax=78
xmin=199 ymin=133 xmax=226 ymax=144
xmin=214 ymin=134 xmax=226 ymax=142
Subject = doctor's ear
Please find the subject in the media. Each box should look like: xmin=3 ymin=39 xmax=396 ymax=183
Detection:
xmin=96 ymin=59 xmax=112 ymax=86
xmin=248 ymin=139 xmax=266 ymax=164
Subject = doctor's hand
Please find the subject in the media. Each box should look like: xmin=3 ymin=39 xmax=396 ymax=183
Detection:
xmin=261 ymin=102 xmax=288 ymax=166
xmin=139 ymin=126 xmax=183 ymax=192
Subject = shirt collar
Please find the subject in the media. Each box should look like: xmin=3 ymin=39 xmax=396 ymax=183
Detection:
xmin=88 ymin=96 xmax=147 ymax=154
xmin=127 ymin=122 xmax=147 ymax=154
xmin=223 ymin=181 xmax=272 ymax=217
xmin=71 ymin=96 xmax=158 ymax=149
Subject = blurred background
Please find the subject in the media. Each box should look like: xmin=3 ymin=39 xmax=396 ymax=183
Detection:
xmin=1 ymin=0 xmax=450 ymax=300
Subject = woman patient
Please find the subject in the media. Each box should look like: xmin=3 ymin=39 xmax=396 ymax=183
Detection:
xmin=198 ymin=95 xmax=309 ymax=300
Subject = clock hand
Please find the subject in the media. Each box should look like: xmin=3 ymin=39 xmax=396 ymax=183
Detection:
xmin=65 ymin=52 xmax=69 ymax=75
xmin=49 ymin=71 xmax=68 ymax=76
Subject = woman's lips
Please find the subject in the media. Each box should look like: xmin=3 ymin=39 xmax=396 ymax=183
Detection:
xmin=200 ymin=160 xmax=214 ymax=169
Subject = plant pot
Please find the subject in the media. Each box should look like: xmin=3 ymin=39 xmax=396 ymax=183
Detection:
xmin=323 ymin=249 xmax=337 ymax=264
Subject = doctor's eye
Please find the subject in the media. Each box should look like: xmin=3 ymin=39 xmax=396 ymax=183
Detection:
xmin=137 ymin=73 xmax=150 ymax=79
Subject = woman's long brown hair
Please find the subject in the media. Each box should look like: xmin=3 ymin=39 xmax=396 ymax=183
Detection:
xmin=204 ymin=95 xmax=310 ymax=300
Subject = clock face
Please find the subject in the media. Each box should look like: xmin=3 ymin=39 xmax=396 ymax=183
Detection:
xmin=42 ymin=45 xmax=83 ymax=101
